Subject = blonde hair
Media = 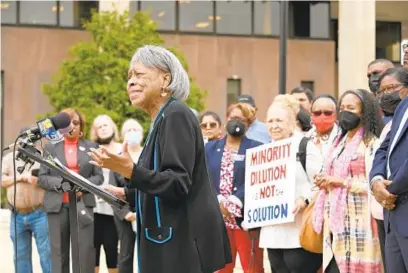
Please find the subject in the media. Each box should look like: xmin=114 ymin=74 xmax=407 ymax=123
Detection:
xmin=272 ymin=94 xmax=301 ymax=115
xmin=90 ymin=115 xmax=120 ymax=142
xmin=266 ymin=100 xmax=298 ymax=132
xmin=226 ymin=103 xmax=256 ymax=124
xmin=121 ymin=119 xmax=144 ymax=139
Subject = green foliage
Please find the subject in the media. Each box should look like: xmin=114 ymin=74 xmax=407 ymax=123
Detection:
xmin=42 ymin=9 xmax=207 ymax=137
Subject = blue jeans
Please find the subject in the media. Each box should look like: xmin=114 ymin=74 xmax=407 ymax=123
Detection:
xmin=10 ymin=209 xmax=52 ymax=273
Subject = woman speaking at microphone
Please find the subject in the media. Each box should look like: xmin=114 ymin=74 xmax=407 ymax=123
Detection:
xmin=88 ymin=45 xmax=231 ymax=273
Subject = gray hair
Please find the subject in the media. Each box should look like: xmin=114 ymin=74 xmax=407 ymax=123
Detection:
xmin=130 ymin=45 xmax=190 ymax=101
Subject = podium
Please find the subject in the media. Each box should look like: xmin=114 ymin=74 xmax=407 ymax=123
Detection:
xmin=18 ymin=146 xmax=129 ymax=273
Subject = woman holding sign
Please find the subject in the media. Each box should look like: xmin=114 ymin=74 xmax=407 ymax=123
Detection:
xmin=205 ymin=102 xmax=264 ymax=273
xmin=259 ymin=97 xmax=323 ymax=273
xmin=313 ymin=89 xmax=384 ymax=273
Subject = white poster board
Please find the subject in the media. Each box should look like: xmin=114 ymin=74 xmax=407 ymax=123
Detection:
xmin=243 ymin=138 xmax=297 ymax=229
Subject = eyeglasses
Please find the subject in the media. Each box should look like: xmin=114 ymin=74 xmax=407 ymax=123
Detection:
xmin=403 ymin=44 xmax=408 ymax=50
xmin=377 ymin=84 xmax=404 ymax=97
xmin=312 ymin=110 xmax=334 ymax=117
xmin=200 ymin=122 xmax=218 ymax=129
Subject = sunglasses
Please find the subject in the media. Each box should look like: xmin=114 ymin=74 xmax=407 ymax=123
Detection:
xmin=312 ymin=110 xmax=334 ymax=117
xmin=200 ymin=122 xmax=218 ymax=129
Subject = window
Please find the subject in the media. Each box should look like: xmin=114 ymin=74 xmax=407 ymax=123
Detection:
xmin=20 ymin=1 xmax=57 ymax=25
xmin=254 ymin=1 xmax=280 ymax=36
xmin=309 ymin=2 xmax=329 ymax=38
xmin=227 ymin=78 xmax=241 ymax=107
xmin=59 ymin=1 xmax=99 ymax=27
xmin=216 ymin=1 xmax=251 ymax=35
xmin=1 ymin=1 xmax=17 ymax=24
xmin=376 ymin=21 xmax=401 ymax=63
xmin=140 ymin=0 xmax=176 ymax=31
xmin=179 ymin=1 xmax=214 ymax=33
xmin=300 ymin=81 xmax=314 ymax=93
xmin=289 ymin=1 xmax=329 ymax=39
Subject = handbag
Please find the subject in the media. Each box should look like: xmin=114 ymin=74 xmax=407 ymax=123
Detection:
xmin=299 ymin=196 xmax=323 ymax=254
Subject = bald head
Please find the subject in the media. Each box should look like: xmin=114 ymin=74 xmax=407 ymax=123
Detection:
xmin=367 ymin=59 xmax=395 ymax=93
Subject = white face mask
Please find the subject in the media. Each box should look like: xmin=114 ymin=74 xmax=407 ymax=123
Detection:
xmin=125 ymin=131 xmax=143 ymax=146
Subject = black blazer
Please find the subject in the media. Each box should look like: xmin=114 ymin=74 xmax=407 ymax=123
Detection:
xmin=38 ymin=139 xmax=104 ymax=213
xmin=125 ymin=99 xmax=232 ymax=273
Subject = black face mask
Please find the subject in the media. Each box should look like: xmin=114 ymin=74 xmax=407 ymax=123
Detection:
xmin=368 ymin=74 xmax=381 ymax=93
xmin=339 ymin=111 xmax=361 ymax=131
xmin=96 ymin=133 xmax=115 ymax=145
xmin=226 ymin=119 xmax=246 ymax=138
xmin=380 ymin=91 xmax=401 ymax=116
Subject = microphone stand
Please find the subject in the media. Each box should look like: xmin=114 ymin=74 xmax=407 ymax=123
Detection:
xmin=17 ymin=145 xmax=129 ymax=273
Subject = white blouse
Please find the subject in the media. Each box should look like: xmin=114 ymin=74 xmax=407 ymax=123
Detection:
xmin=259 ymin=134 xmax=323 ymax=249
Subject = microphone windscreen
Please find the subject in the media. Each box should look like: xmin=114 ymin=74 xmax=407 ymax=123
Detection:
xmin=51 ymin=112 xmax=72 ymax=132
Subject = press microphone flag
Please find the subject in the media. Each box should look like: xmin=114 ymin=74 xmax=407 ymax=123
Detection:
xmin=19 ymin=112 xmax=72 ymax=144
xmin=3 ymin=112 xmax=72 ymax=151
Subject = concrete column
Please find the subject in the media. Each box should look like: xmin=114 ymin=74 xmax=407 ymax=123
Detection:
xmin=99 ymin=0 xmax=130 ymax=13
xmin=338 ymin=0 xmax=376 ymax=95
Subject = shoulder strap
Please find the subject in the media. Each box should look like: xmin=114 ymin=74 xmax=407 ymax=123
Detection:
xmin=298 ymin=137 xmax=310 ymax=172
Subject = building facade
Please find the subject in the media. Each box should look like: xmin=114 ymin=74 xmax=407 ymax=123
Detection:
xmin=1 ymin=0 xmax=407 ymax=150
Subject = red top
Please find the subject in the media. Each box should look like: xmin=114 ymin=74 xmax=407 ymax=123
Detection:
xmin=62 ymin=137 xmax=80 ymax=203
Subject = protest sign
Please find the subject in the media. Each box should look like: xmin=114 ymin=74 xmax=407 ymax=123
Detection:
xmin=243 ymin=137 xmax=296 ymax=229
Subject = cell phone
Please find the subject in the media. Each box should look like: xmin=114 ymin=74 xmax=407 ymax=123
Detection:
xmin=31 ymin=169 xmax=39 ymax=177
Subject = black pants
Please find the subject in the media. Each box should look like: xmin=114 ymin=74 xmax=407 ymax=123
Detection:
xmin=94 ymin=213 xmax=119 ymax=268
xmin=114 ymin=217 xmax=136 ymax=273
xmin=376 ymin=219 xmax=387 ymax=272
xmin=267 ymin=248 xmax=322 ymax=273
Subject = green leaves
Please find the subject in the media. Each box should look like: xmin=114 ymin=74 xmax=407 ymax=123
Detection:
xmin=42 ymin=9 xmax=206 ymax=138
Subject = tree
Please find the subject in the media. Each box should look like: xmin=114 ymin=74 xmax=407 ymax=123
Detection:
xmin=42 ymin=9 xmax=206 ymax=137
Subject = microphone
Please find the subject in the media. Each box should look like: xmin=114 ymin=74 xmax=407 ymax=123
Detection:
xmin=19 ymin=112 xmax=72 ymax=144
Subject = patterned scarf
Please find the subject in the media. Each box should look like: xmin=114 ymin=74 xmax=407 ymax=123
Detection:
xmin=313 ymin=127 xmax=364 ymax=234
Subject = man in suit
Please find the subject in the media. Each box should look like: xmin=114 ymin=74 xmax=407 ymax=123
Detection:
xmin=370 ymin=72 xmax=408 ymax=273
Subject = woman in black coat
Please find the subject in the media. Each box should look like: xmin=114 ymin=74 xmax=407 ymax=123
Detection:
xmin=89 ymin=45 xmax=232 ymax=273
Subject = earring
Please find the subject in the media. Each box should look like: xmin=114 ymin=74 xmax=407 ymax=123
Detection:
xmin=161 ymin=87 xmax=167 ymax=97
xmin=79 ymin=132 xmax=84 ymax=138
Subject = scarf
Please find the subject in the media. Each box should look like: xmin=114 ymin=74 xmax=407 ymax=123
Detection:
xmin=313 ymin=127 xmax=364 ymax=234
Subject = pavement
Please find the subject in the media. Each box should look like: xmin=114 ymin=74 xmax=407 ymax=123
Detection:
xmin=0 ymin=209 xmax=271 ymax=273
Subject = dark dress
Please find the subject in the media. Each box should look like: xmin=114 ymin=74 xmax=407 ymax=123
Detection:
xmin=125 ymin=98 xmax=232 ymax=273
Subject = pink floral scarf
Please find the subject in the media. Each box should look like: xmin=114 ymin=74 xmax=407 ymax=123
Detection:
xmin=313 ymin=127 xmax=364 ymax=234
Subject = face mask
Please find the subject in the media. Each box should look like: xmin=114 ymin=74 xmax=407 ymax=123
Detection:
xmin=339 ymin=111 xmax=361 ymax=131
xmin=368 ymin=74 xmax=381 ymax=93
xmin=380 ymin=92 xmax=401 ymax=116
xmin=125 ymin=131 xmax=143 ymax=146
xmin=97 ymin=133 xmax=115 ymax=145
xmin=226 ymin=119 xmax=246 ymax=138
xmin=312 ymin=115 xmax=336 ymax=134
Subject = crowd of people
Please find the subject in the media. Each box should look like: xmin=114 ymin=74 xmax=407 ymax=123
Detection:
xmin=1 ymin=44 xmax=408 ymax=273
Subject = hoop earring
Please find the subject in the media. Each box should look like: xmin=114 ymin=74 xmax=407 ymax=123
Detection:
xmin=79 ymin=132 xmax=84 ymax=138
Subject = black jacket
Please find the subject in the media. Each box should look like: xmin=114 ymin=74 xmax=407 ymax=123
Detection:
xmin=126 ymin=98 xmax=232 ymax=273
xmin=38 ymin=139 xmax=104 ymax=212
